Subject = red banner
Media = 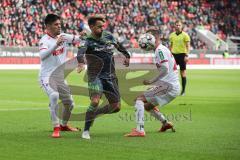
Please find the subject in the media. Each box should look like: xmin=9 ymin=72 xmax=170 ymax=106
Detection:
xmin=0 ymin=57 xmax=40 ymax=64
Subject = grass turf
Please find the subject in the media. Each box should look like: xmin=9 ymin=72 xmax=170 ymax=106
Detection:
xmin=0 ymin=70 xmax=240 ymax=160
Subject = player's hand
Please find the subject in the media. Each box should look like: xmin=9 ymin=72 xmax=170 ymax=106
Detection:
xmin=184 ymin=55 xmax=189 ymax=63
xmin=76 ymin=63 xmax=85 ymax=73
xmin=143 ymin=80 xmax=151 ymax=85
xmin=123 ymin=58 xmax=130 ymax=67
xmin=56 ymin=35 xmax=65 ymax=46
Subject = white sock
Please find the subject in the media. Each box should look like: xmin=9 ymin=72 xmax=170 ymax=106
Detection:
xmin=135 ymin=100 xmax=145 ymax=132
xmin=61 ymin=103 xmax=74 ymax=126
xmin=150 ymin=109 xmax=167 ymax=124
xmin=49 ymin=92 xmax=60 ymax=127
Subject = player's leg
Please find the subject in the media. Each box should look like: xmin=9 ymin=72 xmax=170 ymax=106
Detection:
xmin=145 ymin=105 xmax=167 ymax=124
xmin=179 ymin=54 xmax=187 ymax=96
xmin=94 ymin=78 xmax=121 ymax=116
xmin=82 ymin=94 xmax=101 ymax=139
xmin=146 ymin=105 xmax=175 ymax=132
xmin=180 ymin=70 xmax=186 ymax=95
xmin=49 ymin=92 xmax=60 ymax=127
xmin=40 ymin=77 xmax=61 ymax=138
xmin=144 ymin=81 xmax=177 ymax=132
xmin=82 ymin=79 xmax=120 ymax=139
xmin=82 ymin=78 xmax=103 ymax=139
xmin=58 ymin=80 xmax=78 ymax=132
xmin=125 ymin=95 xmax=147 ymax=137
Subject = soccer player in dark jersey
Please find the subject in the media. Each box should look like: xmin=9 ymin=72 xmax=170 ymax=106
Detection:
xmin=76 ymin=15 xmax=130 ymax=139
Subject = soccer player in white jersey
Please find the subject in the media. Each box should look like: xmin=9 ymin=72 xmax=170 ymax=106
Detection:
xmin=39 ymin=14 xmax=83 ymax=138
xmin=125 ymin=28 xmax=180 ymax=137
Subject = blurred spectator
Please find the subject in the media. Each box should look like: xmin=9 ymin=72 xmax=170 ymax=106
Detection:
xmin=0 ymin=0 xmax=239 ymax=49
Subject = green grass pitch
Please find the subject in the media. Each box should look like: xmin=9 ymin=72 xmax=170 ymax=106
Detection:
xmin=0 ymin=69 xmax=240 ymax=160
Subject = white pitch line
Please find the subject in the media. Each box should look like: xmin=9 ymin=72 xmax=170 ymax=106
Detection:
xmin=0 ymin=106 xmax=87 ymax=112
xmin=0 ymin=108 xmax=48 ymax=111
xmin=0 ymin=100 xmax=47 ymax=105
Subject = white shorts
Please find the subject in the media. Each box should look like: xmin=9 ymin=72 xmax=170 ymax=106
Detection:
xmin=39 ymin=76 xmax=73 ymax=103
xmin=144 ymin=81 xmax=180 ymax=107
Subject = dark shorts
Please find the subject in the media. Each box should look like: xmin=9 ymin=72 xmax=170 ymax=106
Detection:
xmin=173 ymin=53 xmax=187 ymax=70
xmin=88 ymin=78 xmax=120 ymax=104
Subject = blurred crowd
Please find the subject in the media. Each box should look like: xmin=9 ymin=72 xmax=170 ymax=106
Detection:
xmin=0 ymin=0 xmax=239 ymax=49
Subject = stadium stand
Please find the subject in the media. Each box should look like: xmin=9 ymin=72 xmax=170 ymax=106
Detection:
xmin=0 ymin=0 xmax=239 ymax=49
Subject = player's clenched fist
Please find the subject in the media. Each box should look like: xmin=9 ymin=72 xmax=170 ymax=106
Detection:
xmin=76 ymin=63 xmax=85 ymax=73
xmin=56 ymin=35 xmax=65 ymax=46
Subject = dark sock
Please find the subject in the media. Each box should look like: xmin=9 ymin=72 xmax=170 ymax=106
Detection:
xmin=84 ymin=106 xmax=96 ymax=131
xmin=181 ymin=77 xmax=186 ymax=94
xmin=84 ymin=104 xmax=119 ymax=131
xmin=95 ymin=104 xmax=120 ymax=116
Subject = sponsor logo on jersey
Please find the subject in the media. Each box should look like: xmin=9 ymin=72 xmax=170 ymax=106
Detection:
xmin=52 ymin=47 xmax=64 ymax=56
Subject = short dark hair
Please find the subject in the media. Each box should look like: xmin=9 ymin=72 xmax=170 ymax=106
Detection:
xmin=146 ymin=26 xmax=161 ymax=37
xmin=44 ymin=14 xmax=60 ymax=25
xmin=88 ymin=15 xmax=105 ymax=26
xmin=175 ymin=20 xmax=182 ymax=24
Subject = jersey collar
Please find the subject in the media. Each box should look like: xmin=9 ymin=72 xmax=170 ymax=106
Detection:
xmin=175 ymin=31 xmax=182 ymax=36
xmin=46 ymin=32 xmax=57 ymax=39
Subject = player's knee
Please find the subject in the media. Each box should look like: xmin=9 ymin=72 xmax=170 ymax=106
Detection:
xmin=91 ymin=98 xmax=100 ymax=107
xmin=135 ymin=98 xmax=144 ymax=107
xmin=180 ymin=70 xmax=186 ymax=76
xmin=63 ymin=100 xmax=74 ymax=111
xmin=135 ymin=95 xmax=145 ymax=102
xmin=144 ymin=102 xmax=155 ymax=111
xmin=144 ymin=105 xmax=152 ymax=111
xmin=110 ymin=103 xmax=121 ymax=113
xmin=62 ymin=97 xmax=74 ymax=107
xmin=49 ymin=92 xmax=59 ymax=104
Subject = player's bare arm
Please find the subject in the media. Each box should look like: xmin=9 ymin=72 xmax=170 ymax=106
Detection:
xmin=185 ymin=41 xmax=190 ymax=63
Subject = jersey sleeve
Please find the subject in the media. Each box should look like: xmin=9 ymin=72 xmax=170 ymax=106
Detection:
xmin=169 ymin=33 xmax=172 ymax=43
xmin=76 ymin=40 xmax=88 ymax=63
xmin=184 ymin=33 xmax=190 ymax=42
xmin=39 ymin=38 xmax=57 ymax=60
xmin=148 ymin=48 xmax=170 ymax=83
xmin=60 ymin=33 xmax=81 ymax=43
xmin=155 ymin=48 xmax=169 ymax=65
xmin=103 ymin=31 xmax=117 ymax=44
xmin=107 ymin=32 xmax=130 ymax=58
xmin=39 ymin=39 xmax=48 ymax=51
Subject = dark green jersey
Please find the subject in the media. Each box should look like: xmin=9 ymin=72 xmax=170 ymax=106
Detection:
xmin=77 ymin=31 xmax=130 ymax=80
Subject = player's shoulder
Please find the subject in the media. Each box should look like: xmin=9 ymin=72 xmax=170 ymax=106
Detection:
xmin=103 ymin=30 xmax=113 ymax=36
xmin=59 ymin=32 xmax=68 ymax=36
xmin=39 ymin=34 xmax=48 ymax=41
xmin=39 ymin=35 xmax=50 ymax=47
xmin=169 ymin=32 xmax=176 ymax=37
xmin=103 ymin=31 xmax=115 ymax=41
xmin=39 ymin=34 xmax=53 ymax=43
xmin=182 ymin=31 xmax=190 ymax=36
xmin=156 ymin=44 xmax=170 ymax=53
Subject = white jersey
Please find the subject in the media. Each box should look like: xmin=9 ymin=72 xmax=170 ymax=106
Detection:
xmin=154 ymin=44 xmax=179 ymax=86
xmin=38 ymin=33 xmax=80 ymax=78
